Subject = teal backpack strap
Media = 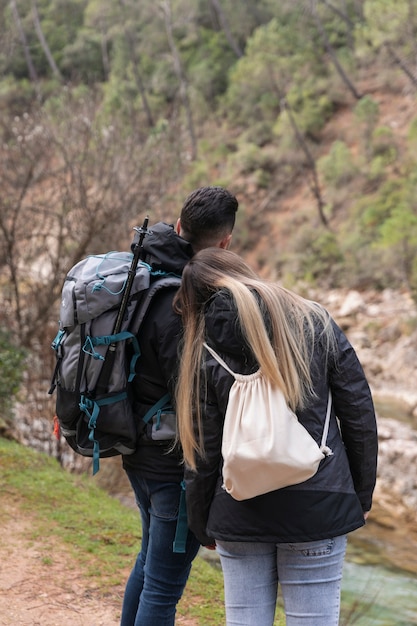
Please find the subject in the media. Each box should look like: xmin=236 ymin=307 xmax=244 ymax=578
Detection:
xmin=173 ymin=480 xmax=188 ymax=554
xmin=142 ymin=392 xmax=172 ymax=424
xmin=80 ymin=391 xmax=129 ymax=475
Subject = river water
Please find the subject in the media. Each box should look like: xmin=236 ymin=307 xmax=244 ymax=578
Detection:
xmin=342 ymin=519 xmax=417 ymax=626
xmin=341 ymin=560 xmax=417 ymax=625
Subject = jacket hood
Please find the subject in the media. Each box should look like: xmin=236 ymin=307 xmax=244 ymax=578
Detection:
xmin=141 ymin=222 xmax=194 ymax=275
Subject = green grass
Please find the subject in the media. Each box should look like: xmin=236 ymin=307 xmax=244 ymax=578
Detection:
xmin=0 ymin=436 xmax=140 ymax=586
xmin=0 ymin=436 xmax=287 ymax=624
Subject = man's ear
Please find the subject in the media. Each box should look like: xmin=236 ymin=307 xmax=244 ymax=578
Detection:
xmin=219 ymin=233 xmax=232 ymax=249
xmin=175 ymin=218 xmax=181 ymax=235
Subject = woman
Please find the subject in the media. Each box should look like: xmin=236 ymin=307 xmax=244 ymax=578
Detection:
xmin=174 ymin=248 xmax=377 ymax=626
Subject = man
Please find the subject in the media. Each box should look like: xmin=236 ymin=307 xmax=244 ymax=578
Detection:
xmin=120 ymin=186 xmax=239 ymax=626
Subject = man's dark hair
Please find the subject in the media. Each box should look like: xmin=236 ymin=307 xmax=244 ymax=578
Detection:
xmin=180 ymin=186 xmax=238 ymax=251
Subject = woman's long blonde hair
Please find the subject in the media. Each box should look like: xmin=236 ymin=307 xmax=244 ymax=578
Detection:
xmin=174 ymin=248 xmax=335 ymax=469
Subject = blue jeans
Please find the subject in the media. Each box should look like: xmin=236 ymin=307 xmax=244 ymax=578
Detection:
xmin=216 ymin=535 xmax=347 ymax=626
xmin=120 ymin=473 xmax=201 ymax=626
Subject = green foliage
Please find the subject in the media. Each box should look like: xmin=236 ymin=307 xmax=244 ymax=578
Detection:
xmin=182 ymin=159 xmax=213 ymax=191
xmin=0 ymin=329 xmax=26 ymax=421
xmin=291 ymin=227 xmax=344 ymax=287
xmin=363 ymin=0 xmax=411 ymax=48
xmin=359 ymin=179 xmax=405 ymax=238
xmin=0 ymin=0 xmax=416 ymax=374
xmin=371 ymin=125 xmax=397 ymax=163
xmin=240 ymin=121 xmax=275 ymax=147
xmin=377 ymin=202 xmax=417 ymax=290
xmin=344 ymin=176 xmax=417 ymax=290
xmin=354 ymin=95 xmax=379 ymax=126
xmin=222 ymin=10 xmax=325 ymax=127
xmin=286 ymin=81 xmax=333 ymax=139
xmin=410 ymin=258 xmax=417 ymax=305
xmin=406 ymin=117 xmax=417 ymax=155
xmin=2 ymin=0 xmax=86 ymax=79
xmin=338 ymin=224 xmax=395 ymax=290
xmin=318 ymin=141 xmax=357 ymax=187
xmin=185 ymin=29 xmax=236 ymax=104
xmin=227 ymin=142 xmax=277 ymax=177
xmin=367 ymin=155 xmax=388 ymax=184
xmin=60 ymin=31 xmax=106 ymax=83
xmin=378 ymin=203 xmax=417 ymax=247
xmin=354 ymin=96 xmax=380 ymax=156
xmin=0 ymin=77 xmax=38 ymax=114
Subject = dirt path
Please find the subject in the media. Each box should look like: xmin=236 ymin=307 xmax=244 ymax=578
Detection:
xmin=0 ymin=503 xmax=197 ymax=626
xmin=0 ymin=504 xmax=121 ymax=625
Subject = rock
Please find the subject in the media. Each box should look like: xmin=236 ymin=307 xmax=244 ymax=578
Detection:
xmin=338 ymin=290 xmax=366 ymax=317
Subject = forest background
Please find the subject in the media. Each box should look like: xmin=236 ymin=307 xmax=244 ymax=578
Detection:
xmin=1 ymin=0 xmax=417 ymax=428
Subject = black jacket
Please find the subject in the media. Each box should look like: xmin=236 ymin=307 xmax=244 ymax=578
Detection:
xmin=122 ymin=222 xmax=193 ymax=480
xmin=185 ymin=292 xmax=378 ymax=546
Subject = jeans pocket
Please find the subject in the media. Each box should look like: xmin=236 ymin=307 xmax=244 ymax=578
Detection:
xmin=288 ymin=538 xmax=335 ymax=557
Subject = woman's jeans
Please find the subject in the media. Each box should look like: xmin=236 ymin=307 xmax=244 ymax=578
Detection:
xmin=216 ymin=535 xmax=347 ymax=626
xmin=120 ymin=473 xmax=201 ymax=626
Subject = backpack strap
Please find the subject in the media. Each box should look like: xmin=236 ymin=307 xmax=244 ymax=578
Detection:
xmin=320 ymin=389 xmax=333 ymax=456
xmin=172 ymin=480 xmax=188 ymax=553
xmin=142 ymin=392 xmax=172 ymax=424
xmin=204 ymin=342 xmax=333 ymax=456
xmin=204 ymin=342 xmax=237 ymax=377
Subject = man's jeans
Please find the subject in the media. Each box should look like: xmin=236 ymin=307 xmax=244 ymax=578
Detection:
xmin=120 ymin=473 xmax=201 ymax=626
xmin=216 ymin=535 xmax=347 ymax=626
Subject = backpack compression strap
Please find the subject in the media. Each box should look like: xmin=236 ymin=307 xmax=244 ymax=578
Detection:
xmin=173 ymin=480 xmax=188 ymax=553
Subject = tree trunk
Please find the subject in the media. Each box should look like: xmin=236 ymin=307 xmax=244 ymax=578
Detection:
xmin=10 ymin=0 xmax=39 ymax=84
xmin=384 ymin=42 xmax=417 ymax=89
xmin=99 ymin=22 xmax=110 ymax=81
xmin=311 ymin=0 xmax=362 ymax=100
xmin=321 ymin=0 xmax=354 ymax=28
xmin=161 ymin=0 xmax=198 ymax=160
xmin=125 ymin=29 xmax=155 ymax=127
xmin=284 ymin=99 xmax=329 ymax=228
xmin=267 ymin=67 xmax=329 ymax=228
xmin=209 ymin=0 xmax=243 ymax=58
xmin=118 ymin=0 xmax=155 ymax=128
xmin=32 ymin=0 xmax=63 ymax=81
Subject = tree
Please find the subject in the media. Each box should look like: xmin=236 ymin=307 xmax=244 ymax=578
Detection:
xmin=361 ymin=0 xmax=417 ymax=90
xmin=10 ymin=0 xmax=39 ymax=84
xmin=309 ymin=0 xmax=362 ymax=100
xmin=279 ymin=92 xmax=329 ymax=227
xmin=0 ymin=89 xmax=185 ymax=349
xmin=0 ymin=328 xmax=25 ymax=428
xmin=160 ymin=0 xmax=198 ymax=160
xmin=208 ymin=0 xmax=243 ymax=58
xmin=118 ymin=0 xmax=155 ymax=127
xmin=32 ymin=0 xmax=63 ymax=81
xmin=378 ymin=202 xmax=417 ymax=289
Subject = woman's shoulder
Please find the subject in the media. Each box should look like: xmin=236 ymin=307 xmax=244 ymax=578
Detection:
xmin=204 ymin=290 xmax=258 ymax=368
xmin=204 ymin=290 xmax=240 ymax=351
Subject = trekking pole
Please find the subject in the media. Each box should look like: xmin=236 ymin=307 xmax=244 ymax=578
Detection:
xmin=111 ymin=216 xmax=149 ymax=337
xmin=94 ymin=216 xmax=149 ymax=396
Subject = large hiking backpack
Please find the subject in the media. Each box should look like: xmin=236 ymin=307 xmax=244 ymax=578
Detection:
xmin=48 ymin=220 xmax=181 ymax=474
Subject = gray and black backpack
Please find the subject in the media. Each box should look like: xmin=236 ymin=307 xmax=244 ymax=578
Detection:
xmin=48 ymin=220 xmax=181 ymax=473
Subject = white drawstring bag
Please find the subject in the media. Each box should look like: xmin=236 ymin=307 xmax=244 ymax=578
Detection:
xmin=204 ymin=343 xmax=333 ymax=501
